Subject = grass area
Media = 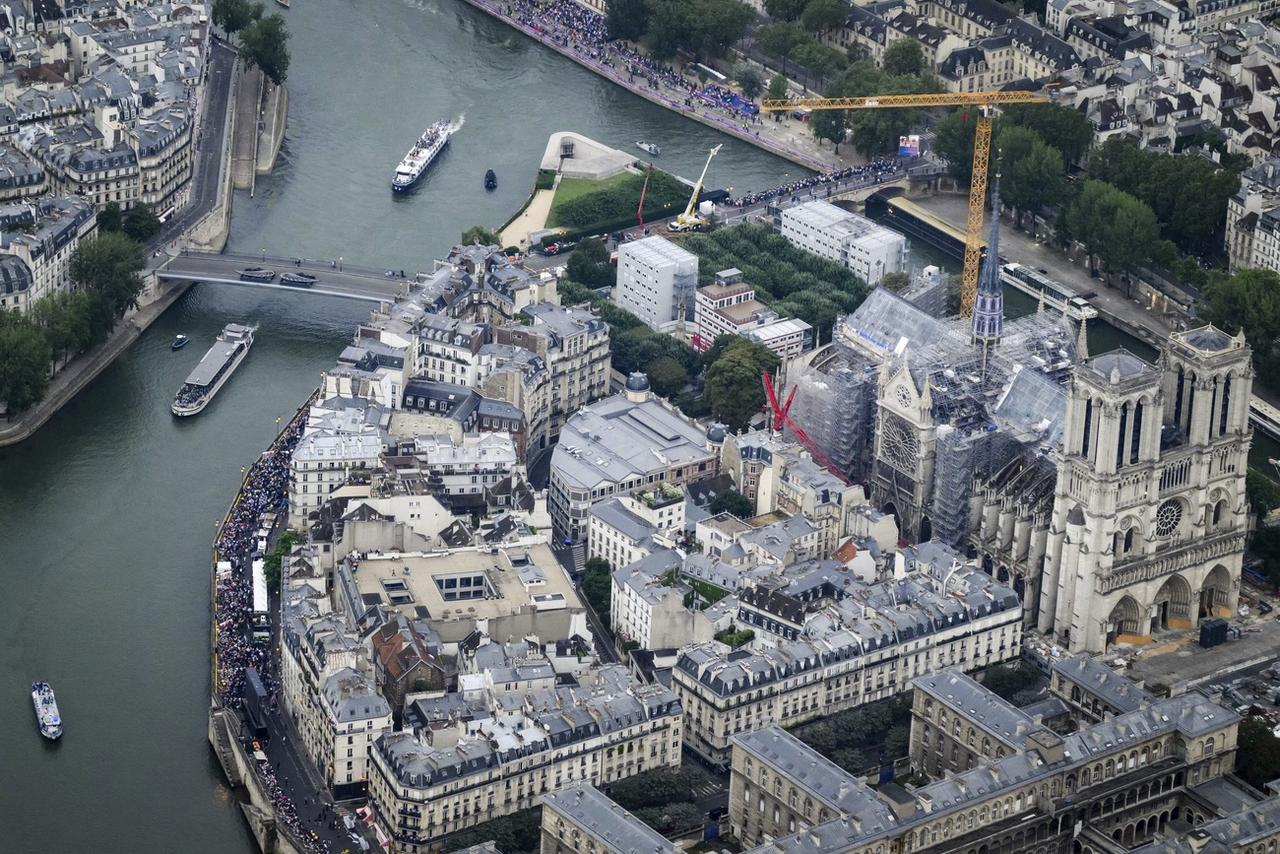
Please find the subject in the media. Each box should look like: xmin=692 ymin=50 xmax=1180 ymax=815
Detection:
xmin=690 ymin=578 xmax=731 ymax=605
xmin=550 ymin=173 xmax=633 ymax=213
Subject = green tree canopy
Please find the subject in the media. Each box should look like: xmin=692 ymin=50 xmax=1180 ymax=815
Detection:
xmin=97 ymin=200 xmax=123 ymax=233
xmin=646 ymin=355 xmax=689 ymax=397
xmin=1088 ymin=137 xmax=1240 ymax=257
xmin=566 ymin=237 xmax=614 ymax=289
xmin=882 ymin=38 xmax=924 ymax=76
xmin=70 ymin=232 xmax=146 ymax=319
xmin=212 ymin=0 xmax=262 ymax=36
xmin=997 ymin=125 xmax=1064 ymax=231
xmin=648 ymin=0 xmax=753 ymax=59
xmin=1066 ymin=180 xmax=1159 ymax=291
xmin=122 ymin=203 xmax=162 ymax=243
xmin=736 ymin=64 xmax=764 ymax=100
xmin=767 ymin=72 xmax=790 ymax=102
xmin=764 ymin=0 xmax=808 ymax=21
xmin=1201 ymin=268 xmax=1280 ymax=375
xmin=31 ymin=291 xmax=95 ymax=370
xmin=1237 ymin=717 xmax=1280 ymax=789
xmin=709 ymin=487 xmax=754 ymax=517
xmin=809 ymin=105 xmax=847 ymax=153
xmin=932 ymin=109 xmax=991 ymax=186
xmin=0 ymin=313 xmax=51 ymax=414
xmin=1000 ymin=103 xmax=1092 ymax=166
xmin=756 ymin=21 xmax=807 ymax=63
xmin=791 ymin=40 xmax=847 ymax=83
xmin=800 ymin=0 xmax=847 ymax=34
xmin=240 ymin=12 xmax=290 ymax=85
xmin=705 ymin=338 xmax=780 ymax=430
xmin=461 ymin=225 xmax=501 ymax=246
xmin=605 ymin=0 xmax=649 ymax=41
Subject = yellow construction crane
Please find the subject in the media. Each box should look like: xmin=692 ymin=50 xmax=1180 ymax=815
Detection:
xmin=760 ymin=90 xmax=1049 ymax=316
xmin=669 ymin=144 xmax=723 ymax=233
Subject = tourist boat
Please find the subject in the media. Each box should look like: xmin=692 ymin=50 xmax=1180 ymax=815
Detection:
xmin=171 ymin=323 xmax=255 ymax=417
xmin=171 ymin=334 xmax=190 ymax=351
xmin=31 ymin=682 xmax=62 ymax=740
xmin=391 ymin=120 xmax=453 ymax=193
xmin=275 ymin=0 xmax=290 ymax=8
xmin=636 ymin=141 xmax=660 ymax=156
xmin=280 ymin=272 xmax=317 ymax=287
xmin=238 ymin=267 xmax=276 ymax=282
xmin=484 ymin=169 xmax=497 ymax=190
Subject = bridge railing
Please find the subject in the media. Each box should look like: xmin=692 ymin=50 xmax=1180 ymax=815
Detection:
xmin=176 ymin=248 xmax=412 ymax=278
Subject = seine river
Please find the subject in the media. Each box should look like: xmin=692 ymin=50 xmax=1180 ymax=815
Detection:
xmin=0 ymin=0 xmax=794 ymax=850
xmin=1 ymin=0 xmax=1273 ymax=850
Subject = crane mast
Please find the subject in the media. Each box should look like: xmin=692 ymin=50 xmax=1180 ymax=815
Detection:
xmin=759 ymin=90 xmax=1050 ymax=317
xmin=669 ymin=144 xmax=722 ymax=232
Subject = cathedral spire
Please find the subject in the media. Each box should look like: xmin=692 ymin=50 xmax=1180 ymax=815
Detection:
xmin=1076 ymin=316 xmax=1089 ymax=360
xmin=971 ymin=172 xmax=1004 ymax=351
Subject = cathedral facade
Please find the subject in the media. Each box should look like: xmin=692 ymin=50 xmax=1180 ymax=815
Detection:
xmin=1037 ymin=328 xmax=1253 ymax=653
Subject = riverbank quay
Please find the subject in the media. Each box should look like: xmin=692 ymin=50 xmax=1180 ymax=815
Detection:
xmin=456 ymin=0 xmax=837 ymax=173
xmin=0 ymin=43 xmax=241 ymax=448
xmin=208 ymin=392 xmax=344 ymax=854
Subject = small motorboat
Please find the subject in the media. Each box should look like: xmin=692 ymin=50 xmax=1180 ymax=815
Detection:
xmin=484 ymin=169 xmax=497 ymax=190
xmin=275 ymin=0 xmax=290 ymax=7
xmin=636 ymin=141 xmax=660 ymax=156
xmin=281 ymin=272 xmax=317 ymax=288
xmin=171 ymin=334 xmax=190 ymax=350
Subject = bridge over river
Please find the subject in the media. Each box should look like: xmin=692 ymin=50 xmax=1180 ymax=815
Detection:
xmin=157 ymin=250 xmax=414 ymax=302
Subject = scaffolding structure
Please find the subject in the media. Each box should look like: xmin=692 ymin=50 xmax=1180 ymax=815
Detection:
xmin=791 ymin=283 xmax=1081 ymax=544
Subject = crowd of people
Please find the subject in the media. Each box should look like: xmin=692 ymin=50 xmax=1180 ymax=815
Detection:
xmin=505 ymin=0 xmax=763 ymax=123
xmin=212 ymin=405 xmax=325 ymax=852
xmin=729 ymin=157 xmax=906 ymax=206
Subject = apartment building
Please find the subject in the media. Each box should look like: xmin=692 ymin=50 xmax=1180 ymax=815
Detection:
xmin=587 ymin=481 xmax=686 ymax=570
xmin=0 ymin=195 xmax=96 ymax=312
xmin=693 ymin=269 xmax=813 ymax=359
xmin=549 ymin=374 xmax=721 ymax=543
xmin=778 ymin=201 xmax=907 ymax=286
xmin=673 ymin=555 xmax=1022 ymax=764
xmin=615 ymin=235 xmax=698 ymax=332
xmin=287 ymin=398 xmax=390 ymax=530
xmin=367 ymin=665 xmax=682 ymax=851
xmin=540 ymin=784 xmax=678 ymax=854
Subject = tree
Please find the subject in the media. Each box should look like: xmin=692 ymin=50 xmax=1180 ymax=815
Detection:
xmin=0 ymin=314 xmax=51 ymax=414
xmin=70 ymin=232 xmax=146 ymax=319
xmin=695 ymin=0 xmax=756 ymax=57
xmin=882 ymin=38 xmax=923 ymax=76
xmin=1248 ymin=468 xmax=1280 ymax=516
xmin=736 ymin=64 xmax=764 ymax=100
xmin=756 ymin=21 xmax=807 ymax=66
xmin=31 ymin=291 xmax=92 ymax=370
xmin=240 ymin=12 xmax=289 ymax=85
xmin=1237 ymin=717 xmax=1280 ymax=789
xmin=764 ymin=0 xmax=808 ymax=21
xmin=1002 ymin=103 xmax=1093 ymax=166
xmin=212 ymin=0 xmax=262 ymax=36
xmin=704 ymin=338 xmax=780 ymax=430
xmin=1097 ymin=191 xmax=1160 ymax=294
xmin=461 ymin=225 xmax=501 ymax=246
xmin=791 ymin=40 xmax=847 ymax=85
xmin=997 ymin=125 xmax=1063 ymax=231
xmin=605 ymin=0 xmax=649 ymax=41
xmin=566 ymin=237 xmax=613 ymax=289
xmin=932 ymin=109 xmax=991 ymax=186
xmin=810 ymin=105 xmax=847 ymax=153
xmin=880 ymin=270 xmax=911 ymax=292
xmin=122 ymin=203 xmax=162 ymax=243
xmin=709 ymin=487 xmax=754 ymax=518
xmin=97 ymin=200 xmax=123 ymax=233
xmin=767 ymin=73 xmax=790 ymax=106
xmin=646 ymin=356 xmax=689 ymax=398
xmin=1202 ymin=268 xmax=1280 ymax=375
xmin=800 ymin=0 xmax=847 ymax=34
xmin=581 ymin=556 xmax=613 ymax=624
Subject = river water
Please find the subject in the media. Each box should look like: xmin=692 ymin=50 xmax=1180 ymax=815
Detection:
xmin=0 ymin=0 xmax=794 ymax=850
xmin=1 ymin=0 xmax=1273 ymax=850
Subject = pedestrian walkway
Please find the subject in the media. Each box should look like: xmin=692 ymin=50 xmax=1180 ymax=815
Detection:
xmin=462 ymin=0 xmax=842 ymax=172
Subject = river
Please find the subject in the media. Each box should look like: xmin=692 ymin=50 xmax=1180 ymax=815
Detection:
xmin=0 ymin=0 xmax=795 ymax=850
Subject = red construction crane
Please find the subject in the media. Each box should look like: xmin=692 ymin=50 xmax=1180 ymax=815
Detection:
xmin=762 ymin=371 xmax=849 ymax=484
xmin=636 ymin=163 xmax=653 ymax=231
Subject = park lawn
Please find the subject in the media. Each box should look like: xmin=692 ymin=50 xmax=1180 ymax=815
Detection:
xmin=547 ymin=173 xmax=637 ymax=228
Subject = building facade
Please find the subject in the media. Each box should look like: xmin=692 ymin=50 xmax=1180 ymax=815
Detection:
xmin=1038 ymin=328 xmax=1252 ymax=653
xmin=615 ymin=236 xmax=698 ymax=332
xmin=778 ymin=200 xmax=907 ymax=286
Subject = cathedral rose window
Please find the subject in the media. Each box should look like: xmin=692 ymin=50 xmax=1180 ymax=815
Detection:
xmin=1155 ymin=500 xmax=1182 ymax=538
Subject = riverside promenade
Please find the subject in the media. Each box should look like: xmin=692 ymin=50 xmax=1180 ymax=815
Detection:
xmin=459 ymin=0 xmax=841 ymax=172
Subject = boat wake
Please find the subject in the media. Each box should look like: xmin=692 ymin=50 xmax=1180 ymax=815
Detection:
xmin=449 ymin=114 xmax=465 ymax=135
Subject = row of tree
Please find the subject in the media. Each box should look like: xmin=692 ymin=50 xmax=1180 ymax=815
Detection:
xmin=807 ymin=56 xmax=942 ymax=156
xmin=607 ymin=0 xmax=756 ymax=61
xmin=212 ymin=0 xmax=291 ymax=85
xmin=0 ymin=233 xmax=147 ymax=414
